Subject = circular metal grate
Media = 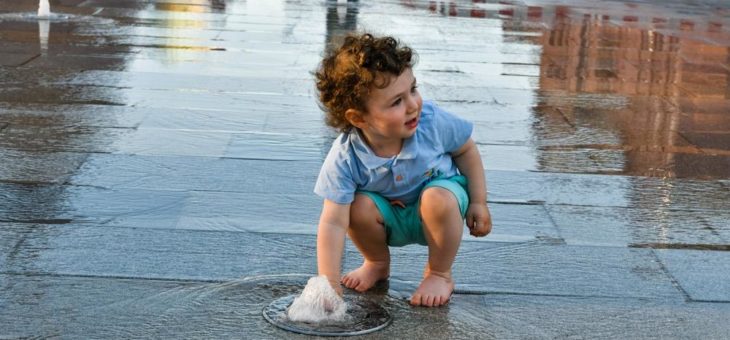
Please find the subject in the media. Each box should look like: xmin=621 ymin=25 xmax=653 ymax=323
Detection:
xmin=263 ymin=294 xmax=391 ymax=336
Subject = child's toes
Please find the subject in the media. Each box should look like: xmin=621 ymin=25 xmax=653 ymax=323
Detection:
xmin=342 ymin=276 xmax=358 ymax=289
xmin=416 ymin=294 xmax=432 ymax=307
xmin=409 ymin=293 xmax=422 ymax=306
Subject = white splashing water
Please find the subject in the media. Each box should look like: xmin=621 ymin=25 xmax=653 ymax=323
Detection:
xmin=38 ymin=0 xmax=50 ymax=18
xmin=287 ymin=276 xmax=347 ymax=323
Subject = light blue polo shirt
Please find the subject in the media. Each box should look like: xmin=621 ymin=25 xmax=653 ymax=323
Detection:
xmin=314 ymin=101 xmax=473 ymax=205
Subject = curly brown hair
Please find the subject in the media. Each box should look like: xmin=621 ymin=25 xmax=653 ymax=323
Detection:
xmin=314 ymin=33 xmax=416 ymax=132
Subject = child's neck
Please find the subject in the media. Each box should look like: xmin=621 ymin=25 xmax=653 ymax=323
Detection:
xmin=358 ymin=130 xmax=403 ymax=158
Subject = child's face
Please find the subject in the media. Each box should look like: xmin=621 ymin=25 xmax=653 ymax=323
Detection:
xmin=358 ymin=68 xmax=422 ymax=146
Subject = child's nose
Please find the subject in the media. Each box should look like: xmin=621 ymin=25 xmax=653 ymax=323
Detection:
xmin=405 ymin=94 xmax=419 ymax=113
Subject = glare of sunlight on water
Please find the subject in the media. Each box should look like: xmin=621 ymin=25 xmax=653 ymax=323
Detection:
xmin=244 ymin=0 xmax=285 ymax=25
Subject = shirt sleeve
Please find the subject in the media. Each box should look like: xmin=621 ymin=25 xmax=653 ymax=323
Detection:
xmin=313 ymin=139 xmax=357 ymax=205
xmin=431 ymin=102 xmax=474 ymax=152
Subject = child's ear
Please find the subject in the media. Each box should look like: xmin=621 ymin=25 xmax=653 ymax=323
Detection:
xmin=345 ymin=109 xmax=366 ymax=128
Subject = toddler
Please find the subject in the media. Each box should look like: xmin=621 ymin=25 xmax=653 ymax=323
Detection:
xmin=313 ymin=33 xmax=492 ymax=307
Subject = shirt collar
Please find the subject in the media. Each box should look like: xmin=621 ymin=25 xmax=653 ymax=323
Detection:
xmin=350 ymin=129 xmax=418 ymax=170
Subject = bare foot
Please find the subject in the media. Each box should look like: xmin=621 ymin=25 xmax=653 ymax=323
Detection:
xmin=341 ymin=261 xmax=389 ymax=292
xmin=410 ymin=273 xmax=454 ymax=307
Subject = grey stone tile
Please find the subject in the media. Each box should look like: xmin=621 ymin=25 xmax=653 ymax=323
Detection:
xmin=0 ymin=124 xmax=132 ymax=153
xmin=0 ymin=52 xmax=38 ymax=66
xmin=655 ymin=249 xmax=730 ymax=302
xmin=0 ymin=102 xmax=148 ymax=128
xmin=124 ymin=87 xmax=321 ymax=114
xmin=478 ymin=144 xmax=538 ymax=172
xmin=2 ymin=224 xmax=317 ymax=280
xmin=175 ymin=191 xmax=322 ymax=234
xmin=0 ymin=273 xmax=495 ymax=339
xmin=478 ymin=294 xmax=730 ymax=339
xmin=487 ymin=169 xmax=633 ymax=207
xmin=704 ymin=212 xmax=730 ymax=242
xmin=110 ymin=128 xmax=233 ymax=157
xmin=70 ymin=154 xmax=321 ymax=194
xmin=0 ymin=183 xmax=185 ymax=228
xmin=176 ymin=192 xmax=557 ymax=243
xmin=488 ymin=170 xmax=730 ymax=211
xmin=547 ymin=205 xmax=727 ymax=247
xmin=383 ymin=241 xmax=683 ymax=300
xmin=260 ymin=112 xmax=331 ymax=135
xmin=0 ymin=149 xmax=87 ymax=183
xmin=2 ymin=271 xmax=727 ymax=339
xmin=134 ymin=106 xmax=268 ymax=132
xmin=485 ymin=202 xmax=558 ymax=242
xmin=225 ymin=132 xmax=328 ymax=161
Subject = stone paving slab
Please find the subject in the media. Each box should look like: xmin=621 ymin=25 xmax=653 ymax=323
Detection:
xmin=112 ymin=128 xmax=233 ymax=157
xmin=488 ymin=170 xmax=730 ymax=211
xmin=3 ymin=272 xmax=729 ymax=339
xmin=68 ymin=70 xmax=315 ymax=96
xmin=0 ymin=52 xmax=36 ymax=66
xmin=0 ymin=183 xmax=187 ymax=226
xmin=1 ymin=224 xmax=317 ymax=281
xmin=66 ymin=152 xmax=730 ymax=214
xmin=69 ymin=154 xmax=320 ymax=194
xmin=0 ymin=103 xmax=148 ymax=128
xmin=226 ymin=132 xmax=329 ymax=161
xmin=0 ymin=274 xmax=487 ymax=339
xmin=0 ymin=150 xmax=87 ymax=184
xmin=176 ymin=192 xmax=557 ymax=241
xmin=385 ymin=242 xmax=683 ymax=300
xmin=655 ymin=249 xmax=730 ymax=302
xmin=547 ymin=205 xmax=730 ymax=247
xmin=479 ymin=294 xmax=730 ymax=339
xmin=1 ymin=222 xmax=684 ymax=301
xmin=479 ymin=202 xmax=558 ymax=243
xmin=0 ymin=124 xmax=131 ymax=152
xmin=175 ymin=191 xmax=321 ymax=234
xmin=1 ymin=185 xmax=558 ymax=242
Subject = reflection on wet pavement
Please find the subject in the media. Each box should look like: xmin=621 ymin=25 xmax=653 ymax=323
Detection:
xmin=1 ymin=0 xmax=730 ymax=338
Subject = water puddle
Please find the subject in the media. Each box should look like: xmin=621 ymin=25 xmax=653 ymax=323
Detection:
xmin=263 ymin=293 xmax=391 ymax=336
xmin=82 ymin=274 xmax=395 ymax=337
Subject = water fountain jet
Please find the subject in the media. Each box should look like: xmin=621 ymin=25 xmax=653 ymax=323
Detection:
xmin=38 ymin=0 xmax=51 ymax=19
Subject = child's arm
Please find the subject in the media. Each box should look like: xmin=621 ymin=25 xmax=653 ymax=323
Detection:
xmin=317 ymin=199 xmax=350 ymax=294
xmin=451 ymin=138 xmax=492 ymax=237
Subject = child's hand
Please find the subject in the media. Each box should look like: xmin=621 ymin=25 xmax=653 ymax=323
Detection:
xmin=466 ymin=203 xmax=492 ymax=237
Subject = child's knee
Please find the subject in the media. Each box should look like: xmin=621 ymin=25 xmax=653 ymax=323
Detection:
xmin=420 ymin=187 xmax=458 ymax=215
xmin=350 ymin=194 xmax=381 ymax=226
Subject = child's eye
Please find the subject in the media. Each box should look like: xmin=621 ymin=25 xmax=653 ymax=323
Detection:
xmin=411 ymin=85 xmax=418 ymax=93
xmin=392 ymin=98 xmax=402 ymax=106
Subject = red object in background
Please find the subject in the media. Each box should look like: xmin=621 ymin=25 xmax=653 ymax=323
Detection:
xmin=708 ymin=22 xmax=722 ymax=33
xmin=471 ymin=9 xmax=486 ymax=18
xmin=680 ymin=19 xmax=695 ymax=31
xmin=527 ymin=6 xmax=542 ymax=19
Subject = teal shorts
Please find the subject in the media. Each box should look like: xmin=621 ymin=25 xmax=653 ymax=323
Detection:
xmin=357 ymin=175 xmax=469 ymax=247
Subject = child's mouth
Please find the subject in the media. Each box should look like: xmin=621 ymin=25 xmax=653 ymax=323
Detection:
xmin=405 ymin=117 xmax=418 ymax=129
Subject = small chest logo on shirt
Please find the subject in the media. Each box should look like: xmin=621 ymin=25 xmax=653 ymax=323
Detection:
xmin=424 ymin=168 xmax=441 ymax=181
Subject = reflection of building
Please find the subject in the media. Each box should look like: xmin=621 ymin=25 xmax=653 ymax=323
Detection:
xmin=533 ymin=7 xmax=730 ymax=179
xmin=153 ymin=1 xmax=220 ymax=64
xmin=324 ymin=0 xmax=359 ymax=53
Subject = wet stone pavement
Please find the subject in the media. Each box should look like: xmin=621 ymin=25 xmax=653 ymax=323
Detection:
xmin=1 ymin=0 xmax=730 ymax=338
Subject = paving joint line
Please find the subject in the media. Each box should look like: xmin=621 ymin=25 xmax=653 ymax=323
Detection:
xmin=647 ymin=249 xmax=694 ymax=302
